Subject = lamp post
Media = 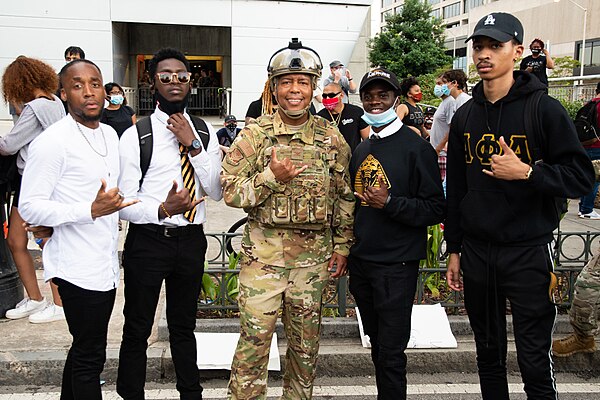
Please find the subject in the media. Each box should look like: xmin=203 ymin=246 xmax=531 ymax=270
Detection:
xmin=554 ymin=0 xmax=588 ymax=78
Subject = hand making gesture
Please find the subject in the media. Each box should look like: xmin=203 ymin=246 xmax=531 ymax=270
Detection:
xmin=482 ymin=136 xmax=531 ymax=181
xmin=354 ymin=175 xmax=389 ymax=209
xmin=159 ymin=180 xmax=206 ymax=219
xmin=268 ymin=147 xmax=307 ymax=183
xmin=91 ymin=179 xmax=138 ymax=219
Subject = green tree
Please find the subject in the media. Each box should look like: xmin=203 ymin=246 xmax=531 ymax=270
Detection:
xmin=368 ymin=0 xmax=452 ymax=79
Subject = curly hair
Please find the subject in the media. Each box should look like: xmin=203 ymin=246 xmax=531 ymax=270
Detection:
xmin=2 ymin=56 xmax=59 ymax=105
xmin=530 ymin=39 xmax=544 ymax=49
xmin=148 ymin=48 xmax=190 ymax=84
xmin=400 ymin=76 xmax=419 ymax=97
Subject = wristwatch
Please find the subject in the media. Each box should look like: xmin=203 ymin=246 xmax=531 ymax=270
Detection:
xmin=187 ymin=139 xmax=201 ymax=152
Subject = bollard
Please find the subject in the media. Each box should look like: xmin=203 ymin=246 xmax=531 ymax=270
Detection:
xmin=0 ymin=202 xmax=23 ymax=317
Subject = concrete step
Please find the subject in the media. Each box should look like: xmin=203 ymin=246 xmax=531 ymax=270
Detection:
xmin=2 ymin=334 xmax=598 ymax=387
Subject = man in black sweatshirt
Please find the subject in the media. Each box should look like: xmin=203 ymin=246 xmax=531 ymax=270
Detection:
xmin=349 ymin=69 xmax=445 ymax=400
xmin=445 ymin=13 xmax=594 ymax=400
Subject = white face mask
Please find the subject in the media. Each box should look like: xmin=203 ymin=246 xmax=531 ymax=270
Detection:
xmin=361 ymin=97 xmax=399 ymax=128
xmin=109 ymin=94 xmax=124 ymax=105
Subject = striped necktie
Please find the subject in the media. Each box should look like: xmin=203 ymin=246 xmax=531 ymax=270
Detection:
xmin=179 ymin=143 xmax=196 ymax=222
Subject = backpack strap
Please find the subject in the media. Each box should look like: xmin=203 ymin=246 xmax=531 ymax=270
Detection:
xmin=523 ymin=90 xmax=545 ymax=163
xmin=190 ymin=116 xmax=210 ymax=150
xmin=135 ymin=117 xmax=153 ymax=187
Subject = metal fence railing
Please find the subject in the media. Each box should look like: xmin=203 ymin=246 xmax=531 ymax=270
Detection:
xmin=198 ymin=227 xmax=599 ymax=317
xmin=134 ymin=86 xmax=227 ymax=116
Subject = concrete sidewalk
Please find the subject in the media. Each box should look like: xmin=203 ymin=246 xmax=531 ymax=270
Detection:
xmin=1 ymin=200 xmax=600 ymax=386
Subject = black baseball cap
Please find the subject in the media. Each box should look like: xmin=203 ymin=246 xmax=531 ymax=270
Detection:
xmin=359 ymin=68 xmax=400 ymax=93
xmin=224 ymin=115 xmax=237 ymax=123
xmin=466 ymin=12 xmax=523 ymax=44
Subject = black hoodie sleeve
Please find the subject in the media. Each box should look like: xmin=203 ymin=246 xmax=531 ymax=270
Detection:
xmin=383 ymin=144 xmax=446 ymax=227
xmin=444 ymin=106 xmax=467 ymax=254
xmin=528 ymin=96 xmax=594 ymax=198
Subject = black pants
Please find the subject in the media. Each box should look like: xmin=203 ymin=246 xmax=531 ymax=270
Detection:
xmin=348 ymin=255 xmax=419 ymax=400
xmin=117 ymin=224 xmax=207 ymax=400
xmin=54 ymin=278 xmax=116 ymax=400
xmin=461 ymin=239 xmax=558 ymax=400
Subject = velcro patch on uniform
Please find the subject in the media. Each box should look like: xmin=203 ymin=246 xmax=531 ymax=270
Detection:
xmin=226 ymin=148 xmax=244 ymax=165
xmin=237 ymin=138 xmax=255 ymax=158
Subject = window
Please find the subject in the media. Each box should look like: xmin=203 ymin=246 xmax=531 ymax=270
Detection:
xmin=447 ymin=22 xmax=460 ymax=29
xmin=443 ymin=3 xmax=461 ymax=19
xmin=430 ymin=9 xmax=441 ymax=19
xmin=429 ymin=0 xmax=441 ymax=4
xmin=382 ymin=0 xmax=394 ymax=7
xmin=395 ymin=5 xmax=403 ymax=14
xmin=576 ymin=39 xmax=600 ymax=67
xmin=382 ymin=9 xmax=393 ymax=23
xmin=464 ymin=0 xmax=485 ymax=12
xmin=453 ymin=56 xmax=467 ymax=72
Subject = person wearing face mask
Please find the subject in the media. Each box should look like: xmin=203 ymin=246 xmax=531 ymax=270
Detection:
xmin=222 ymin=38 xmax=355 ymax=399
xmin=317 ymin=82 xmax=370 ymax=153
xmin=519 ymin=38 xmax=554 ymax=87
xmin=100 ymin=82 xmax=136 ymax=138
xmin=349 ymin=68 xmax=445 ymax=400
xmin=216 ymin=114 xmax=242 ymax=154
xmin=429 ymin=75 xmax=456 ymax=180
xmin=396 ymin=76 xmax=428 ymax=138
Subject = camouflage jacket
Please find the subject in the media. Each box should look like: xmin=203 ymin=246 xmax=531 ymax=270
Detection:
xmin=221 ymin=112 xmax=355 ymax=268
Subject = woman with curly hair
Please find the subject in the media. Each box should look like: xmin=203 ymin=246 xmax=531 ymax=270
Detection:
xmin=396 ymin=76 xmax=429 ymax=139
xmin=0 ymin=56 xmax=66 ymax=323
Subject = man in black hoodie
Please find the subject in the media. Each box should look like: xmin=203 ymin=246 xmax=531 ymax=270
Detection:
xmin=445 ymin=13 xmax=594 ymax=400
xmin=350 ymin=69 xmax=445 ymax=400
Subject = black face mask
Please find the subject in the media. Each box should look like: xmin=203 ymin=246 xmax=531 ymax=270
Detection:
xmin=153 ymin=90 xmax=191 ymax=115
xmin=531 ymin=48 xmax=541 ymax=55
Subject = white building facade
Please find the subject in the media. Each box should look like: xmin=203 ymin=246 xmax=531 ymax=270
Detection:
xmin=0 ymin=0 xmax=372 ymax=120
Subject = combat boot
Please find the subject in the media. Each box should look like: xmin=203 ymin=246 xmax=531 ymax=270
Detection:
xmin=552 ymin=333 xmax=596 ymax=357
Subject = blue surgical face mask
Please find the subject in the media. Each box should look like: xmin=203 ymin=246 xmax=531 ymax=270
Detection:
xmin=434 ymin=84 xmax=450 ymax=98
xmin=361 ymin=97 xmax=399 ymax=128
xmin=109 ymin=94 xmax=124 ymax=105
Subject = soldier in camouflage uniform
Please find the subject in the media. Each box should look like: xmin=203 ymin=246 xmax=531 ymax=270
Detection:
xmin=221 ymin=38 xmax=355 ymax=400
xmin=553 ymin=250 xmax=600 ymax=357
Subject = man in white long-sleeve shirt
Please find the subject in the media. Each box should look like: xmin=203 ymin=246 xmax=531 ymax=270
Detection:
xmin=116 ymin=48 xmax=223 ymax=400
xmin=19 ymin=59 xmax=134 ymax=400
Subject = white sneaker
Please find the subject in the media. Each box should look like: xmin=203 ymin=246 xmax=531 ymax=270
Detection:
xmin=579 ymin=210 xmax=600 ymax=220
xmin=28 ymin=303 xmax=65 ymax=324
xmin=5 ymin=297 xmax=48 ymax=319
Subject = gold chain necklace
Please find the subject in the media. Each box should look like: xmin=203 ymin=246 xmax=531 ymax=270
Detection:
xmin=327 ymin=108 xmax=343 ymax=126
xmin=75 ymin=121 xmax=108 ymax=157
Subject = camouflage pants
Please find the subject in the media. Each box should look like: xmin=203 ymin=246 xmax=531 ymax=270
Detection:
xmin=570 ymin=251 xmax=600 ymax=337
xmin=227 ymin=258 xmax=329 ymax=400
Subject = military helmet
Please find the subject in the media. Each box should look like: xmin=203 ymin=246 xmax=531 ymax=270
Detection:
xmin=267 ymin=38 xmax=323 ymax=82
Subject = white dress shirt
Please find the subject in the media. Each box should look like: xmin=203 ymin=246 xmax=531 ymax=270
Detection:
xmin=118 ymin=107 xmax=223 ymax=225
xmin=19 ymin=115 xmax=121 ymax=291
xmin=368 ymin=117 xmax=403 ymax=139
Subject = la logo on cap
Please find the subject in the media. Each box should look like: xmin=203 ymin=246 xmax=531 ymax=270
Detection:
xmin=484 ymin=14 xmax=495 ymax=25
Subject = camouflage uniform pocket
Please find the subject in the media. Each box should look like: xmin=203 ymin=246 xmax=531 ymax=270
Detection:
xmin=310 ymin=197 xmax=328 ymax=223
xmin=272 ymin=194 xmax=290 ymax=224
xmin=292 ymin=196 xmax=310 ymax=223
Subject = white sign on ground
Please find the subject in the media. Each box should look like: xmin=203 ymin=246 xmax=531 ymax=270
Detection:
xmin=195 ymin=332 xmax=281 ymax=370
xmin=356 ymin=304 xmax=458 ymax=349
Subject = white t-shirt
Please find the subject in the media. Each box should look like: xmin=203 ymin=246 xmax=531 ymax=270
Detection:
xmin=451 ymin=92 xmax=472 ymax=121
xmin=429 ymin=96 xmax=455 ymax=156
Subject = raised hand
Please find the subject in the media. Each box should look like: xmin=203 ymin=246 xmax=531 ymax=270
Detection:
xmin=91 ymin=179 xmax=138 ymax=219
xmin=166 ymin=113 xmax=196 ymax=146
xmin=482 ymin=136 xmax=530 ymax=181
xmin=268 ymin=147 xmax=307 ymax=183
xmin=160 ymin=180 xmax=205 ymax=219
xmin=354 ymin=174 xmax=389 ymax=209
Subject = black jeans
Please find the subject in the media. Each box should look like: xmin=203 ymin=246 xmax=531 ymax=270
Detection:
xmin=348 ymin=255 xmax=419 ymax=400
xmin=54 ymin=278 xmax=116 ymax=400
xmin=117 ymin=224 xmax=207 ymax=400
xmin=461 ymin=239 xmax=558 ymax=400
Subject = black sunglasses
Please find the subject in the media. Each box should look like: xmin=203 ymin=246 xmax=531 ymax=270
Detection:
xmin=156 ymin=72 xmax=192 ymax=84
xmin=322 ymin=92 xmax=341 ymax=99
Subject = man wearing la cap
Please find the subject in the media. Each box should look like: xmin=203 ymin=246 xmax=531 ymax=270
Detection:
xmin=322 ymin=60 xmax=357 ymax=104
xmin=222 ymin=38 xmax=355 ymax=399
xmin=349 ymin=68 xmax=445 ymax=400
xmin=216 ymin=114 xmax=241 ymax=153
xmin=445 ymin=13 xmax=594 ymax=400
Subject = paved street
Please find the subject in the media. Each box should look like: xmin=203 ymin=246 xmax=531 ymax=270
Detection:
xmin=1 ymin=374 xmax=598 ymax=399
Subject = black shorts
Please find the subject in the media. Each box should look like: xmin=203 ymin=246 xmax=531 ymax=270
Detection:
xmin=11 ymin=174 xmax=22 ymax=208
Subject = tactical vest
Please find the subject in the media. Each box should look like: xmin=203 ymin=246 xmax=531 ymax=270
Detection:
xmin=248 ymin=116 xmax=339 ymax=230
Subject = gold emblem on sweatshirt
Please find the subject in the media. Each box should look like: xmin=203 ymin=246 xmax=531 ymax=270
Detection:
xmin=354 ymin=154 xmax=391 ymax=206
